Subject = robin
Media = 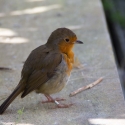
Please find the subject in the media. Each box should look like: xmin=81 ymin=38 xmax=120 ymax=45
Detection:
xmin=0 ymin=28 xmax=83 ymax=114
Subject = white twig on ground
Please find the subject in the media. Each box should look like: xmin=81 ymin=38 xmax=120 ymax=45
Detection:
xmin=69 ymin=77 xmax=103 ymax=97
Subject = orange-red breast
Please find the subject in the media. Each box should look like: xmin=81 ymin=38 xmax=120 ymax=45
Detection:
xmin=0 ymin=28 xmax=83 ymax=114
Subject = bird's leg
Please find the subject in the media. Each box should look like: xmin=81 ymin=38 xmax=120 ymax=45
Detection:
xmin=42 ymin=94 xmax=65 ymax=103
xmin=42 ymin=94 xmax=73 ymax=108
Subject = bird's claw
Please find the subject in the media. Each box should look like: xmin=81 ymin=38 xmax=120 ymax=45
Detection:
xmin=42 ymin=98 xmax=66 ymax=103
xmin=57 ymin=103 xmax=73 ymax=108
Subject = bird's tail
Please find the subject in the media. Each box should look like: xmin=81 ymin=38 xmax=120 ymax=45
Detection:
xmin=0 ymin=84 xmax=24 ymax=114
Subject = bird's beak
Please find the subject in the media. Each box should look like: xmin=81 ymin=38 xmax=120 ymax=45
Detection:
xmin=75 ymin=40 xmax=83 ymax=44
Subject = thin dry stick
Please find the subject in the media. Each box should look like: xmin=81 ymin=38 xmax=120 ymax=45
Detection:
xmin=69 ymin=77 xmax=103 ymax=97
xmin=0 ymin=67 xmax=12 ymax=70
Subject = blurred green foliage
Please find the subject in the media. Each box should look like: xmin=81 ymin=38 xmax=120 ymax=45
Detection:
xmin=103 ymin=0 xmax=125 ymax=27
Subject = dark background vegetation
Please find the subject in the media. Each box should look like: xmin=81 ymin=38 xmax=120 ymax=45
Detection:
xmin=102 ymin=0 xmax=125 ymax=97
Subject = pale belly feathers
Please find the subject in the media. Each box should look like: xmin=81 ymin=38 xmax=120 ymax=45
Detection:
xmin=36 ymin=57 xmax=70 ymax=94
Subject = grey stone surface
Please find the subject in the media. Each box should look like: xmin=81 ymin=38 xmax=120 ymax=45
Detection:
xmin=0 ymin=0 xmax=125 ymax=125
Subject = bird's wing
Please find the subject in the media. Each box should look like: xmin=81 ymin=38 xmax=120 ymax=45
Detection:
xmin=21 ymin=47 xmax=62 ymax=98
xmin=21 ymin=45 xmax=50 ymax=78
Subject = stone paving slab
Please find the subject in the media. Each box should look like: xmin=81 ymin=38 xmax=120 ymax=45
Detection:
xmin=0 ymin=0 xmax=125 ymax=125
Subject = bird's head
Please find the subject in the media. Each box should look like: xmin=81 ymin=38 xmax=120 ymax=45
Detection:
xmin=46 ymin=28 xmax=83 ymax=54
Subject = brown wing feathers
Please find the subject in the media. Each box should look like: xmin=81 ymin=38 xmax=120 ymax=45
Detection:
xmin=21 ymin=52 xmax=62 ymax=98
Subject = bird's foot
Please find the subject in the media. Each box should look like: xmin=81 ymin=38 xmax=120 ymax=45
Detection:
xmin=42 ymin=94 xmax=65 ymax=103
xmin=57 ymin=103 xmax=73 ymax=108
xmin=43 ymin=94 xmax=73 ymax=108
xmin=54 ymin=100 xmax=73 ymax=108
xmin=42 ymin=98 xmax=65 ymax=103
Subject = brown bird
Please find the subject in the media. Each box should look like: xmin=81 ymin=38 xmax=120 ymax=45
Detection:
xmin=0 ymin=28 xmax=83 ymax=114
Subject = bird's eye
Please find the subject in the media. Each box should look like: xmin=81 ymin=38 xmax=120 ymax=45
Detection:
xmin=65 ymin=38 xmax=69 ymax=42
